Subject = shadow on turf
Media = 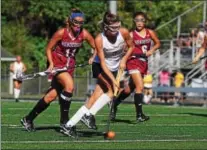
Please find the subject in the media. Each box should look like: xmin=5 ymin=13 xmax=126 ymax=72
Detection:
xmin=180 ymin=113 xmax=207 ymax=117
xmin=35 ymin=126 xmax=60 ymax=131
xmin=78 ymin=130 xmax=104 ymax=137
xmin=102 ymin=119 xmax=136 ymax=124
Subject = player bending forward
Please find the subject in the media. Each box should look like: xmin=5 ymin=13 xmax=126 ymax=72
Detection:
xmin=110 ymin=11 xmax=160 ymax=122
xmin=61 ymin=11 xmax=134 ymax=138
xmin=10 ymin=55 xmax=27 ymax=102
xmin=21 ymin=9 xmax=96 ymax=132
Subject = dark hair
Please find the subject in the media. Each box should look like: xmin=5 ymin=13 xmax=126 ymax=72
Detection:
xmin=103 ymin=11 xmax=120 ymax=25
xmin=133 ymin=11 xmax=148 ymax=20
xmin=70 ymin=8 xmax=83 ymax=15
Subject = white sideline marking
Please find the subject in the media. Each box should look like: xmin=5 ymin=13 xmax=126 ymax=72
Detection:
xmin=2 ymin=124 xmax=207 ymax=128
xmin=1 ymin=114 xmax=197 ymax=117
xmin=2 ymin=139 xmax=207 ymax=144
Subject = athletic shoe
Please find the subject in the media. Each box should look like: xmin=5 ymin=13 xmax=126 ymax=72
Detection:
xmin=110 ymin=106 xmax=117 ymax=121
xmin=60 ymin=123 xmax=66 ymax=132
xmin=15 ymin=99 xmax=19 ymax=102
xmin=137 ymin=114 xmax=150 ymax=122
xmin=60 ymin=125 xmax=77 ymax=138
xmin=81 ymin=114 xmax=97 ymax=130
xmin=20 ymin=117 xmax=35 ymax=132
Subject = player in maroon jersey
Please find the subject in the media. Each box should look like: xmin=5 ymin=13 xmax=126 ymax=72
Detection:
xmin=20 ymin=8 xmax=96 ymax=132
xmin=110 ymin=12 xmax=160 ymax=122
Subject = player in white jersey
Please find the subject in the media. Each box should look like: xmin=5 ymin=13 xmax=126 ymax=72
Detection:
xmin=61 ymin=11 xmax=134 ymax=137
xmin=10 ymin=55 xmax=27 ymax=102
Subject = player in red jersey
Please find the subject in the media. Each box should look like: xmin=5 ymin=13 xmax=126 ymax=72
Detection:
xmin=111 ymin=12 xmax=160 ymax=122
xmin=21 ymin=8 xmax=96 ymax=132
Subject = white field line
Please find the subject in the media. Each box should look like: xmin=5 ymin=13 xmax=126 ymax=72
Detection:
xmin=1 ymin=114 xmax=196 ymax=117
xmin=2 ymin=139 xmax=207 ymax=144
xmin=2 ymin=124 xmax=207 ymax=128
xmin=2 ymin=100 xmax=206 ymax=109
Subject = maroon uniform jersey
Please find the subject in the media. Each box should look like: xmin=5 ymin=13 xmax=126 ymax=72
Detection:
xmin=132 ymin=29 xmax=152 ymax=55
xmin=52 ymin=28 xmax=84 ymax=75
xmin=54 ymin=28 xmax=84 ymax=58
xmin=127 ymin=29 xmax=152 ymax=75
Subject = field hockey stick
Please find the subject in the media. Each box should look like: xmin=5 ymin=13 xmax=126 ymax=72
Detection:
xmin=104 ymin=68 xmax=124 ymax=139
xmin=18 ymin=63 xmax=90 ymax=81
xmin=17 ymin=67 xmax=68 ymax=81
xmin=182 ymin=55 xmax=207 ymax=68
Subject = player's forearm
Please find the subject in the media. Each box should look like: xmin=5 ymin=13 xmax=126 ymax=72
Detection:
xmin=195 ymin=47 xmax=205 ymax=59
xmin=10 ymin=65 xmax=14 ymax=72
xmin=91 ymin=48 xmax=97 ymax=59
xmin=149 ymin=42 xmax=160 ymax=54
xmin=122 ymin=46 xmax=134 ymax=62
xmin=46 ymin=49 xmax=53 ymax=65
xmin=23 ymin=68 xmax=27 ymax=72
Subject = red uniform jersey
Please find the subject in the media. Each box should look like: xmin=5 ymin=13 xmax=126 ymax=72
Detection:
xmin=127 ymin=29 xmax=152 ymax=75
xmin=54 ymin=28 xmax=84 ymax=58
xmin=52 ymin=28 xmax=84 ymax=75
xmin=132 ymin=29 xmax=152 ymax=55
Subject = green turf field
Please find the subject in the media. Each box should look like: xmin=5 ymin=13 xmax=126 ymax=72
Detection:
xmin=1 ymin=101 xmax=207 ymax=149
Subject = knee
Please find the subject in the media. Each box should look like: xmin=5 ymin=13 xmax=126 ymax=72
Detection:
xmin=124 ymin=88 xmax=131 ymax=95
xmin=63 ymin=85 xmax=74 ymax=93
xmin=135 ymin=85 xmax=143 ymax=93
xmin=44 ymin=94 xmax=57 ymax=103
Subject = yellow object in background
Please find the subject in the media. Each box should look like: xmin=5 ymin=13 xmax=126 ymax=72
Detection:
xmin=144 ymin=74 xmax=153 ymax=84
xmin=174 ymin=72 xmax=184 ymax=88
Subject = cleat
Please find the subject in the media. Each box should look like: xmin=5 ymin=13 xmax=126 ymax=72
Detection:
xmin=81 ymin=114 xmax=97 ymax=130
xmin=60 ymin=125 xmax=77 ymax=138
xmin=60 ymin=123 xmax=65 ymax=132
xmin=110 ymin=107 xmax=117 ymax=121
xmin=20 ymin=117 xmax=35 ymax=132
xmin=137 ymin=114 xmax=150 ymax=122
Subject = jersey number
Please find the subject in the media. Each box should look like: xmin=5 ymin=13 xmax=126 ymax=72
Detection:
xmin=66 ymin=49 xmax=76 ymax=57
xmin=141 ymin=45 xmax=148 ymax=53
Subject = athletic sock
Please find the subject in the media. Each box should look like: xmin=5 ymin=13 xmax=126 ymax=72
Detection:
xmin=134 ymin=93 xmax=143 ymax=117
xmin=26 ymin=98 xmax=49 ymax=122
xmin=89 ymin=94 xmax=111 ymax=115
xmin=14 ymin=88 xmax=20 ymax=99
xmin=59 ymin=91 xmax=72 ymax=124
xmin=113 ymin=92 xmax=130 ymax=108
xmin=66 ymin=105 xmax=89 ymax=127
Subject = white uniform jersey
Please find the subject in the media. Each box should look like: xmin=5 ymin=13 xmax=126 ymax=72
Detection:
xmin=101 ymin=31 xmax=125 ymax=72
xmin=13 ymin=62 xmax=24 ymax=79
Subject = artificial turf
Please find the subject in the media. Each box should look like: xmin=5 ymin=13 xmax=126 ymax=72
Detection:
xmin=1 ymin=100 xmax=207 ymax=149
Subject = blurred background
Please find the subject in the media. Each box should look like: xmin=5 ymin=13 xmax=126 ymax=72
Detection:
xmin=1 ymin=0 xmax=207 ymax=106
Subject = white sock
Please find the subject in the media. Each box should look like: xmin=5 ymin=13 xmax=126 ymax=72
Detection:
xmin=14 ymin=88 xmax=20 ymax=99
xmin=66 ymin=105 xmax=89 ymax=127
xmin=143 ymin=95 xmax=148 ymax=104
xmin=148 ymin=95 xmax=152 ymax=101
xmin=89 ymin=94 xmax=111 ymax=115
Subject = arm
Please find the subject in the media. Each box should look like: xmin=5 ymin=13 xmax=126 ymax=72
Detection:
xmin=10 ymin=63 xmax=14 ymax=73
xmin=146 ymin=29 xmax=161 ymax=57
xmin=193 ymin=36 xmax=207 ymax=63
xmin=83 ymin=29 xmax=97 ymax=64
xmin=22 ymin=63 xmax=27 ymax=72
xmin=46 ymin=28 xmax=64 ymax=71
xmin=119 ymin=28 xmax=134 ymax=69
xmin=95 ymin=34 xmax=117 ymax=85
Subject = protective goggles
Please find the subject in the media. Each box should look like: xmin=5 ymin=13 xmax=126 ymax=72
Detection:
xmin=134 ymin=18 xmax=146 ymax=23
xmin=104 ymin=22 xmax=121 ymax=32
xmin=71 ymin=19 xmax=84 ymax=26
